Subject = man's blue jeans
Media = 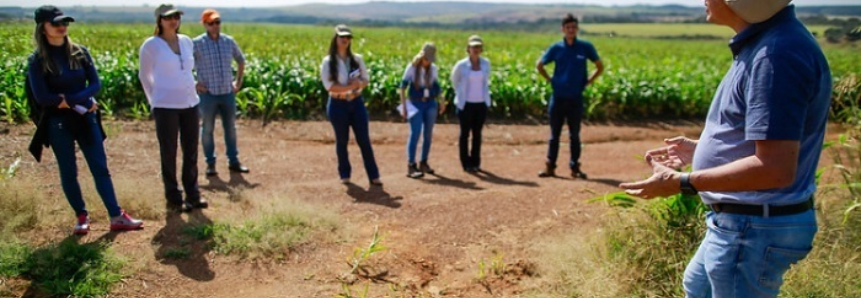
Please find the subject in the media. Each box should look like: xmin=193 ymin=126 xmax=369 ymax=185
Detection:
xmin=546 ymin=96 xmax=584 ymax=170
xmin=48 ymin=113 xmax=122 ymax=218
xmin=199 ymin=92 xmax=239 ymax=166
xmin=326 ymin=96 xmax=380 ymax=181
xmin=683 ymin=209 xmax=817 ymax=298
xmin=406 ymin=99 xmax=438 ymax=164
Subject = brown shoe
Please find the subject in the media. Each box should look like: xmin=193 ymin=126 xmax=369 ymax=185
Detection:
xmin=572 ymin=165 xmax=588 ymax=180
xmin=407 ymin=163 xmax=424 ymax=179
xmin=538 ymin=162 xmax=556 ymax=178
xmin=419 ymin=161 xmax=435 ymax=174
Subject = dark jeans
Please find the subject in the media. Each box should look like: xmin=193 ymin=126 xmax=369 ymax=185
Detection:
xmin=48 ymin=113 xmax=122 ymax=218
xmin=457 ymin=102 xmax=487 ymax=169
xmin=546 ymin=96 xmax=584 ymax=170
xmin=326 ymin=97 xmax=380 ymax=181
xmin=199 ymin=92 xmax=239 ymax=166
xmin=153 ymin=106 xmax=200 ymax=204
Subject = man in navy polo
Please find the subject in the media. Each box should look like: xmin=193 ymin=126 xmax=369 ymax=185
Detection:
xmin=620 ymin=1 xmax=831 ymax=297
xmin=537 ymin=13 xmax=604 ymax=179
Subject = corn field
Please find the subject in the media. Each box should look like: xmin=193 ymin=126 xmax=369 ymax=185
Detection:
xmin=0 ymin=22 xmax=858 ymax=122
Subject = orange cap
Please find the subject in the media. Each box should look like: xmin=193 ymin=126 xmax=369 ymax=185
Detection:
xmin=201 ymin=9 xmax=220 ymax=23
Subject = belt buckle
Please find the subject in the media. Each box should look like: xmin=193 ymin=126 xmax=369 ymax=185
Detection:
xmin=710 ymin=204 xmax=722 ymax=213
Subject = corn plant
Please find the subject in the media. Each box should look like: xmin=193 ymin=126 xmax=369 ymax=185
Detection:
xmin=347 ymin=226 xmax=386 ymax=276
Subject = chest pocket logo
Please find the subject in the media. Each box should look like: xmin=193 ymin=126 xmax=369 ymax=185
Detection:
xmin=577 ymin=55 xmax=585 ymax=60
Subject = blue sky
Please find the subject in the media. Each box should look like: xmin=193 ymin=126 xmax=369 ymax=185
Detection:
xmin=2 ymin=0 xmax=857 ymax=8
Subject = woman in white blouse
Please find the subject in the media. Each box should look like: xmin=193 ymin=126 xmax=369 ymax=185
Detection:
xmin=450 ymin=35 xmax=491 ymax=173
xmin=320 ymin=24 xmax=382 ymax=186
xmin=138 ymin=4 xmax=205 ymax=212
xmin=400 ymin=42 xmax=442 ymax=178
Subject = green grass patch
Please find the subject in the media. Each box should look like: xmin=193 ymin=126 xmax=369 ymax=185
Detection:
xmin=0 ymin=179 xmax=43 ymax=234
xmin=0 ymin=237 xmax=32 ymax=278
xmin=185 ymin=207 xmax=340 ymax=260
xmin=0 ymin=236 xmax=126 ymax=297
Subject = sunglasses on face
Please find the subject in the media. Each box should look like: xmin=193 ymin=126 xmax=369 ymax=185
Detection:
xmin=161 ymin=14 xmax=181 ymax=21
xmin=49 ymin=21 xmax=70 ymax=27
xmin=207 ymin=20 xmax=221 ymax=26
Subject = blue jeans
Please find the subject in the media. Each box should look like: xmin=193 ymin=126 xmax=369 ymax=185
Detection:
xmin=407 ymin=99 xmax=438 ymax=164
xmin=326 ymin=97 xmax=380 ymax=181
xmin=199 ymin=92 xmax=239 ymax=166
xmin=683 ymin=209 xmax=817 ymax=298
xmin=546 ymin=96 xmax=584 ymax=170
xmin=48 ymin=113 xmax=122 ymax=218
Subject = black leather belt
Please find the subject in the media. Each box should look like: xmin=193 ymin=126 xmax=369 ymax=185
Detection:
xmin=709 ymin=197 xmax=813 ymax=217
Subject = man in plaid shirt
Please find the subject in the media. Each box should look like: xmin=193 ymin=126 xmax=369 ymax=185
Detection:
xmin=194 ymin=9 xmax=249 ymax=176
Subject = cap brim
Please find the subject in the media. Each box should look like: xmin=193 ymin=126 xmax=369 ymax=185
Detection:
xmin=161 ymin=9 xmax=184 ymax=17
xmin=468 ymin=42 xmax=483 ymax=46
xmin=52 ymin=16 xmax=75 ymax=23
xmin=336 ymin=32 xmax=352 ymax=37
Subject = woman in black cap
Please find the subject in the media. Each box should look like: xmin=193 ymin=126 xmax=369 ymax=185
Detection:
xmin=27 ymin=5 xmax=143 ymax=235
xmin=138 ymin=4 xmax=206 ymax=212
xmin=319 ymin=24 xmax=382 ymax=186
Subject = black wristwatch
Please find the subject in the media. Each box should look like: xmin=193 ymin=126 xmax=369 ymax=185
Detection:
xmin=680 ymin=172 xmax=698 ymax=195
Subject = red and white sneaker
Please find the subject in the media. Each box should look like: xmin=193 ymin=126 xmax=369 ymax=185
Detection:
xmin=74 ymin=214 xmax=90 ymax=235
xmin=110 ymin=210 xmax=144 ymax=231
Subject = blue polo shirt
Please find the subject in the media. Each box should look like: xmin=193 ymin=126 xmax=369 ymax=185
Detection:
xmin=540 ymin=38 xmax=600 ymax=99
xmin=691 ymin=6 xmax=832 ymax=206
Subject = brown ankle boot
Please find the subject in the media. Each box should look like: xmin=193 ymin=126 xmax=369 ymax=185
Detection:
xmin=538 ymin=162 xmax=556 ymax=177
xmin=407 ymin=163 xmax=424 ymax=178
xmin=419 ymin=161 xmax=435 ymax=174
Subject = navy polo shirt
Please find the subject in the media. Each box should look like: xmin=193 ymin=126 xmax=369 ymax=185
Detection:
xmin=692 ymin=6 xmax=832 ymax=206
xmin=540 ymin=38 xmax=600 ymax=99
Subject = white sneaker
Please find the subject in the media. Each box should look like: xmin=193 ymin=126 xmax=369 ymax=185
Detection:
xmin=110 ymin=210 xmax=143 ymax=231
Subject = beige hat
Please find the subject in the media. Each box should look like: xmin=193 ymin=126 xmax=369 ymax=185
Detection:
xmin=467 ymin=35 xmax=483 ymax=46
xmin=725 ymin=0 xmax=791 ymax=24
xmin=154 ymin=4 xmax=183 ymax=20
xmin=419 ymin=42 xmax=436 ymax=63
xmin=334 ymin=24 xmax=352 ymax=37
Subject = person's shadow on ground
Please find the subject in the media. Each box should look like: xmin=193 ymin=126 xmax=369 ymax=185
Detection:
xmin=345 ymin=182 xmax=403 ymax=208
xmin=201 ymin=172 xmax=261 ymax=201
xmin=467 ymin=169 xmax=539 ymax=187
xmin=419 ymin=173 xmax=483 ymax=190
xmin=151 ymin=209 xmax=215 ymax=282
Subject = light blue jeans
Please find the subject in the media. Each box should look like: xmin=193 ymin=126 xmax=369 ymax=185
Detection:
xmin=683 ymin=209 xmax=817 ymax=298
xmin=199 ymin=92 xmax=239 ymax=166
xmin=406 ymin=99 xmax=438 ymax=164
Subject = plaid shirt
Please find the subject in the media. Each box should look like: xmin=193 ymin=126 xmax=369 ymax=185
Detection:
xmin=193 ymin=33 xmax=245 ymax=95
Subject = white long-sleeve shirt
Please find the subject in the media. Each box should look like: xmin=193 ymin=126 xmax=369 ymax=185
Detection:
xmin=451 ymin=57 xmax=491 ymax=110
xmin=138 ymin=34 xmax=199 ymax=109
xmin=320 ymin=54 xmax=369 ymax=96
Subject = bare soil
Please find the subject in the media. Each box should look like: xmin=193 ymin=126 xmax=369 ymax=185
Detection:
xmin=1 ymin=119 xmax=711 ymax=297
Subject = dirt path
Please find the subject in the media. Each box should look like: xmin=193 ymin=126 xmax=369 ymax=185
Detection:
xmin=0 ymin=119 xmax=704 ymax=297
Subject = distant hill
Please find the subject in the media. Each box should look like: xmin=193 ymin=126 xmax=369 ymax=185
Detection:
xmin=1 ymin=2 xmax=859 ymax=27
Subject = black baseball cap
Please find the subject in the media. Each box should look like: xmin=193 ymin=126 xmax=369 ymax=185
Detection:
xmin=34 ymin=5 xmax=75 ymax=24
